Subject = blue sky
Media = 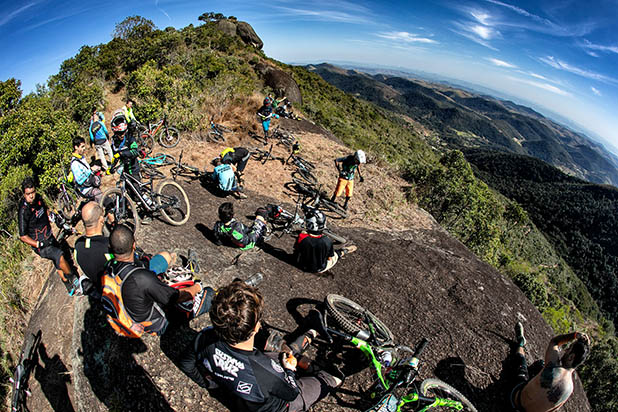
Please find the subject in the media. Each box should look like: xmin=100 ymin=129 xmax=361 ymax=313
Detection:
xmin=2 ymin=0 xmax=618 ymax=152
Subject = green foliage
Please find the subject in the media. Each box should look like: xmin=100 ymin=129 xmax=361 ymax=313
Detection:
xmin=0 ymin=78 xmax=22 ymax=116
xmin=113 ymin=16 xmax=156 ymax=40
xmin=578 ymin=337 xmax=618 ymax=412
xmin=512 ymin=272 xmax=549 ymax=309
xmin=198 ymin=12 xmax=226 ymax=23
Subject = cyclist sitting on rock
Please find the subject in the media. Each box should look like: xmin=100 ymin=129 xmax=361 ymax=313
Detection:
xmin=89 ymin=108 xmax=113 ymax=174
xmin=294 ymin=208 xmax=357 ymax=273
xmin=510 ymin=322 xmax=591 ymax=412
xmin=102 ymin=224 xmax=214 ymax=337
xmin=257 ymin=96 xmax=279 ymax=143
xmin=331 ymin=149 xmax=366 ymax=211
xmin=18 ymin=177 xmax=80 ymax=295
xmin=211 ymin=157 xmax=247 ymax=199
xmin=220 ymin=147 xmax=251 ymax=179
xmin=213 ymin=202 xmax=268 ymax=250
xmin=70 ymin=137 xmax=102 ymax=202
xmin=178 ymin=280 xmax=342 ymax=411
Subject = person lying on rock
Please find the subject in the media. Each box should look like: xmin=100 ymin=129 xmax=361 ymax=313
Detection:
xmin=178 ymin=280 xmax=342 ymax=411
xmin=294 ymin=207 xmax=357 ymax=273
xmin=213 ymin=202 xmax=268 ymax=250
xmin=510 ymin=322 xmax=591 ymax=412
xmin=101 ymin=224 xmax=214 ymax=337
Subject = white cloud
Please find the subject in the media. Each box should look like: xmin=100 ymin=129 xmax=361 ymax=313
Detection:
xmin=539 ymin=56 xmax=618 ymax=85
xmin=376 ymin=31 xmax=437 ymax=44
xmin=471 ymin=25 xmax=492 ymax=40
xmin=487 ymin=57 xmax=516 ymax=68
xmin=527 ymin=72 xmax=549 ymax=81
xmin=506 ymin=76 xmax=572 ymax=97
xmin=0 ymin=2 xmax=37 ymax=27
xmin=591 ymin=87 xmax=602 ymax=96
xmin=582 ymin=39 xmax=618 ymax=55
xmin=273 ymin=6 xmax=371 ymax=24
xmin=470 ymin=11 xmax=492 ymax=25
xmin=155 ymin=0 xmax=171 ymax=21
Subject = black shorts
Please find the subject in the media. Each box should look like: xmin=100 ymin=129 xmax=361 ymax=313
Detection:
xmin=35 ymin=245 xmax=63 ymax=269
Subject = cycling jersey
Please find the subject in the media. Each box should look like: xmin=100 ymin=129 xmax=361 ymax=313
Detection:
xmin=212 ymin=164 xmax=237 ymax=192
xmin=89 ymin=119 xmax=109 ymax=144
xmin=182 ymin=328 xmax=300 ymax=412
xmin=257 ymin=104 xmax=273 ymax=118
xmin=337 ymin=155 xmax=358 ymax=180
xmin=122 ymin=105 xmax=137 ymax=124
xmin=18 ymin=194 xmax=52 ymax=242
xmin=70 ymin=154 xmax=97 ymax=196
xmin=221 ymin=147 xmax=250 ymax=173
xmin=213 ymin=218 xmax=266 ymax=250
xmin=73 ymin=235 xmax=112 ymax=290
xmin=294 ymin=232 xmax=335 ymax=273
xmin=112 ymin=134 xmax=140 ymax=175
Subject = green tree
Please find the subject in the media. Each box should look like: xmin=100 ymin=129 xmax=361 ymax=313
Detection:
xmin=0 ymin=78 xmax=22 ymax=116
xmin=113 ymin=16 xmax=156 ymax=40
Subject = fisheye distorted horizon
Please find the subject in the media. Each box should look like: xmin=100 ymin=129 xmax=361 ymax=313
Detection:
xmin=1 ymin=0 xmax=617 ymax=152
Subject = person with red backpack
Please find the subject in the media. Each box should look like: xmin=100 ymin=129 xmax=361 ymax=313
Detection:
xmin=101 ymin=224 xmax=214 ymax=337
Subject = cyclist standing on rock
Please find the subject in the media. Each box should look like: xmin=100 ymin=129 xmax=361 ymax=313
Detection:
xmin=18 ymin=177 xmax=80 ymax=295
xmin=89 ymin=108 xmax=113 ymax=174
xmin=70 ymin=137 xmax=102 ymax=202
xmin=121 ymin=98 xmax=138 ymax=139
xmin=257 ymin=96 xmax=279 ymax=144
xmin=510 ymin=322 xmax=591 ymax=412
xmin=294 ymin=208 xmax=357 ymax=273
xmin=331 ymin=150 xmax=366 ymax=211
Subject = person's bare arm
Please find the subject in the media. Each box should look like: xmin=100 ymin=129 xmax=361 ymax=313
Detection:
xmin=545 ymin=332 xmax=579 ymax=364
xmin=19 ymin=235 xmax=39 ymax=248
xmin=177 ymin=283 xmax=202 ymax=303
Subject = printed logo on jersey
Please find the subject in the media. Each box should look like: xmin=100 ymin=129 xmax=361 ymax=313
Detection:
xmin=236 ymin=381 xmax=253 ymax=395
xmin=270 ymin=359 xmax=284 ymax=373
xmin=213 ymin=348 xmax=246 ymax=377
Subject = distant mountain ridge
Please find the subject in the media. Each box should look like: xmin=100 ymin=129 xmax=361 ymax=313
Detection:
xmin=307 ymin=63 xmax=618 ymax=186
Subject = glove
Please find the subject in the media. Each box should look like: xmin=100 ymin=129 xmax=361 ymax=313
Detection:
xmin=359 ymin=176 xmax=365 ymax=183
xmin=280 ymin=352 xmax=297 ymax=371
xmin=114 ymin=153 xmax=120 ymax=159
xmin=255 ymin=207 xmax=269 ymax=219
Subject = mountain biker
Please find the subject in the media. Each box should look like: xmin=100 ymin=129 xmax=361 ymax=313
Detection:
xmin=211 ymin=158 xmax=247 ymax=199
xmin=18 ymin=177 xmax=80 ymax=295
xmin=110 ymin=110 xmax=143 ymax=175
xmin=89 ymin=108 xmax=113 ymax=174
xmin=103 ymin=224 xmax=214 ymax=336
xmin=70 ymin=137 xmax=102 ymax=202
xmin=121 ymin=98 xmax=138 ymax=138
xmin=220 ymin=147 xmax=251 ymax=177
xmin=213 ymin=202 xmax=268 ymax=250
xmin=510 ymin=322 xmax=591 ymax=412
xmin=294 ymin=208 xmax=357 ymax=273
xmin=178 ymin=280 xmax=342 ymax=411
xmin=257 ymin=96 xmax=279 ymax=143
xmin=331 ymin=150 xmax=366 ymax=211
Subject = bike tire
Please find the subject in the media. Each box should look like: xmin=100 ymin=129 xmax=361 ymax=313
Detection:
xmin=419 ymin=379 xmax=478 ymax=412
xmin=56 ymin=193 xmax=76 ymax=217
xmin=291 ymin=178 xmax=318 ymax=196
xmin=325 ymin=294 xmax=394 ymax=347
xmin=12 ymin=330 xmax=42 ymax=412
xmin=318 ymin=198 xmax=348 ymax=219
xmin=100 ymin=188 xmax=140 ymax=234
xmin=292 ymin=169 xmax=318 ymax=186
xmin=137 ymin=133 xmax=155 ymax=155
xmin=294 ymin=156 xmax=316 ymax=171
xmin=140 ymin=164 xmax=165 ymax=180
xmin=156 ymin=180 xmax=190 ymax=225
xmin=216 ymin=124 xmax=232 ymax=133
xmin=323 ymin=229 xmax=346 ymax=244
xmin=158 ymin=126 xmax=181 ymax=148
xmin=208 ymin=130 xmax=225 ymax=143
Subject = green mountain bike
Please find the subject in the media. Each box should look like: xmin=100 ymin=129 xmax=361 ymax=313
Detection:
xmin=322 ymin=295 xmax=478 ymax=412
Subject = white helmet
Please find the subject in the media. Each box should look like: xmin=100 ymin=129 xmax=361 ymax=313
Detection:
xmin=355 ymin=149 xmax=366 ymax=164
xmin=305 ymin=209 xmax=326 ymax=233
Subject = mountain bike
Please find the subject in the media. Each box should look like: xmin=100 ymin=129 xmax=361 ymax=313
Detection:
xmin=100 ymin=166 xmax=191 ymax=233
xmin=170 ymin=150 xmax=209 ymax=181
xmin=141 ymin=115 xmax=181 ymax=148
xmin=321 ymin=295 xmax=478 ymax=412
xmin=287 ymin=152 xmax=318 ymax=186
xmin=208 ymin=116 xmax=231 ymax=142
xmin=55 ymin=169 xmax=80 ymax=218
xmin=139 ymin=153 xmax=176 ymax=180
xmin=267 ymin=196 xmax=347 ymax=244
xmin=270 ymin=126 xmax=296 ymax=149
xmin=291 ymin=181 xmax=348 ymax=219
xmin=10 ymin=330 xmax=42 ymax=412
xmin=250 ymin=144 xmax=285 ymax=165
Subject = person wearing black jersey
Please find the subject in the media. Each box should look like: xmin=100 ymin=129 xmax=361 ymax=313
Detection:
xmin=213 ymin=202 xmax=268 ymax=250
xmin=18 ymin=177 xmax=79 ymax=295
xmin=331 ymin=150 xmax=366 ymax=211
xmin=294 ymin=208 xmax=356 ymax=273
xmin=220 ymin=147 xmax=251 ymax=176
xmin=179 ymin=281 xmax=341 ymax=411
xmin=110 ymin=111 xmax=141 ymax=177
xmin=104 ymin=225 xmax=214 ymax=335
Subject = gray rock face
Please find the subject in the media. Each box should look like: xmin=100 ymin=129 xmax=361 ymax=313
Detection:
xmin=217 ymin=19 xmax=236 ymax=37
xmin=264 ymin=68 xmax=303 ymax=105
xmin=236 ymin=21 xmax=263 ymax=49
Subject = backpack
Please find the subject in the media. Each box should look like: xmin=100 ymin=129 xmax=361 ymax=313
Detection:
xmin=101 ymin=263 xmax=166 ymax=338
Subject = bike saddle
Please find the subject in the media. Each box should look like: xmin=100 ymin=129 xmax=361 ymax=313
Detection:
xmin=306 ymin=309 xmax=333 ymax=343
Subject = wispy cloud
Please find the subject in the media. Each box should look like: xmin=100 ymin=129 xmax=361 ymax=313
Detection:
xmin=539 ymin=56 xmax=618 ymax=85
xmin=155 ymin=0 xmax=171 ymax=21
xmin=487 ymin=57 xmax=517 ymax=68
xmin=273 ymin=5 xmax=371 ymax=24
xmin=591 ymin=87 xmax=602 ymax=96
xmin=0 ymin=2 xmax=37 ymax=27
xmin=506 ymin=76 xmax=572 ymax=97
xmin=581 ymin=39 xmax=618 ymax=55
xmin=376 ymin=31 xmax=437 ymax=44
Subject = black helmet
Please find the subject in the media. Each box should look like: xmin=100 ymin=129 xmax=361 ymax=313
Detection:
xmin=305 ymin=209 xmax=326 ymax=233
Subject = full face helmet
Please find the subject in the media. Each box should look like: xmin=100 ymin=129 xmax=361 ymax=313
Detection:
xmin=354 ymin=149 xmax=366 ymax=164
xmin=305 ymin=209 xmax=326 ymax=233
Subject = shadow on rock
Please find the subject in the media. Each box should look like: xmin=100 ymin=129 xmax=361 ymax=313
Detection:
xmin=79 ymin=299 xmax=174 ymax=411
xmin=35 ymin=340 xmax=75 ymax=412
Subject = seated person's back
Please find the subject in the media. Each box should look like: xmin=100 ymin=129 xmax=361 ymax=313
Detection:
xmin=212 ymin=159 xmax=237 ymax=192
xmin=295 ymin=232 xmax=333 ymax=273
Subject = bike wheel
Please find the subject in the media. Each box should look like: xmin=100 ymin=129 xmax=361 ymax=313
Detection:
xmin=318 ymin=198 xmax=348 ymax=219
xmin=323 ymin=229 xmax=346 ymax=244
xmin=208 ymin=130 xmax=225 ymax=143
xmin=325 ymin=294 xmax=394 ymax=347
xmin=419 ymin=379 xmax=477 ymax=412
xmin=140 ymin=164 xmax=165 ymax=180
xmin=137 ymin=133 xmax=155 ymax=155
xmin=158 ymin=126 xmax=181 ymax=148
xmin=56 ymin=193 xmax=76 ymax=217
xmin=217 ymin=124 xmax=232 ymax=133
xmin=100 ymin=188 xmax=140 ymax=234
xmin=156 ymin=180 xmax=190 ymax=225
xmin=295 ymin=156 xmax=316 ymax=171
xmin=293 ymin=169 xmax=318 ymax=186
xmin=291 ymin=178 xmax=318 ymax=196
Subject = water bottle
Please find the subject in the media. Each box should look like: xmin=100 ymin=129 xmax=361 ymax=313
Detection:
xmin=244 ymin=273 xmax=264 ymax=287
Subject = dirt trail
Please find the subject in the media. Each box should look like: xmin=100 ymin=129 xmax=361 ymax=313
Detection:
xmin=22 ymin=118 xmax=590 ymax=412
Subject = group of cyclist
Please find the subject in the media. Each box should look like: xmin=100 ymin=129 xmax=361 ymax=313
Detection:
xmin=16 ymin=95 xmax=591 ymax=412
